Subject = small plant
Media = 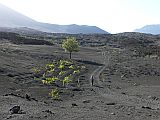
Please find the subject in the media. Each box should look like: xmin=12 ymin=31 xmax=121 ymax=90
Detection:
xmin=73 ymin=69 xmax=80 ymax=74
xmin=42 ymin=77 xmax=58 ymax=84
xmin=59 ymin=71 xmax=66 ymax=76
xmin=46 ymin=63 xmax=54 ymax=67
xmin=32 ymin=67 xmax=40 ymax=73
xmin=59 ymin=60 xmax=71 ymax=65
xmin=49 ymin=88 xmax=59 ymax=99
xmin=69 ymin=65 xmax=74 ymax=69
xmin=46 ymin=63 xmax=55 ymax=72
xmin=62 ymin=76 xmax=72 ymax=87
xmin=58 ymin=64 xmax=65 ymax=69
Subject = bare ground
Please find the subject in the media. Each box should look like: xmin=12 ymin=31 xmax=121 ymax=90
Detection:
xmin=1 ymin=43 xmax=160 ymax=120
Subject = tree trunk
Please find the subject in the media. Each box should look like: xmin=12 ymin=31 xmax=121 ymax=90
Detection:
xmin=69 ymin=52 xmax=72 ymax=59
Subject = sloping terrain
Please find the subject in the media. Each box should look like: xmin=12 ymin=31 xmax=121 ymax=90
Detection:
xmin=0 ymin=4 xmax=108 ymax=34
xmin=0 ymin=32 xmax=53 ymax=45
xmin=1 ymin=31 xmax=160 ymax=120
xmin=135 ymin=24 xmax=160 ymax=35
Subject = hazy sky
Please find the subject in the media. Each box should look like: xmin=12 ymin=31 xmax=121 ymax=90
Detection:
xmin=0 ymin=0 xmax=160 ymax=33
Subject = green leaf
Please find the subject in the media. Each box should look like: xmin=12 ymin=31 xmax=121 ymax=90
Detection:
xmin=73 ymin=70 xmax=80 ymax=74
xmin=69 ymin=65 xmax=74 ymax=69
xmin=58 ymin=64 xmax=64 ymax=69
xmin=62 ymin=76 xmax=71 ymax=86
xmin=59 ymin=71 xmax=66 ymax=76
xmin=49 ymin=88 xmax=59 ymax=99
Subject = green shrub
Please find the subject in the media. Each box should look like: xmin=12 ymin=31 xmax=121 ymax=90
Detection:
xmin=33 ymin=59 xmax=84 ymax=99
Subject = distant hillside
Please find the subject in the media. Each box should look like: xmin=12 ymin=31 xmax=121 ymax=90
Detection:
xmin=0 ymin=4 xmax=109 ymax=34
xmin=0 ymin=27 xmax=48 ymax=36
xmin=0 ymin=31 xmax=53 ymax=45
xmin=135 ymin=24 xmax=160 ymax=35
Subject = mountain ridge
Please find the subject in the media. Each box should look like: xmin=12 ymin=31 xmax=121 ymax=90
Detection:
xmin=134 ymin=24 xmax=160 ymax=35
xmin=0 ymin=3 xmax=109 ymax=34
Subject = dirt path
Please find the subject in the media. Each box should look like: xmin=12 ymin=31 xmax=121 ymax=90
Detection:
xmin=90 ymin=65 xmax=160 ymax=110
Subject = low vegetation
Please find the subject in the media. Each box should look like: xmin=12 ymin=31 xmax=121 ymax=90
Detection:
xmin=33 ymin=59 xmax=85 ymax=99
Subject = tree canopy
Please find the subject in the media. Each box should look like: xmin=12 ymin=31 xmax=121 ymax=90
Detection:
xmin=62 ymin=37 xmax=79 ymax=59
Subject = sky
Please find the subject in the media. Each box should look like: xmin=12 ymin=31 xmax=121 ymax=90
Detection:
xmin=0 ymin=0 xmax=160 ymax=33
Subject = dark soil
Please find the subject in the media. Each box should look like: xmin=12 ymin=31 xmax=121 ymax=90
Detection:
xmin=1 ymin=32 xmax=160 ymax=120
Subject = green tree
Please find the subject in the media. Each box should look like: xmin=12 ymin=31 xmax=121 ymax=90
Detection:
xmin=62 ymin=37 xmax=79 ymax=59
